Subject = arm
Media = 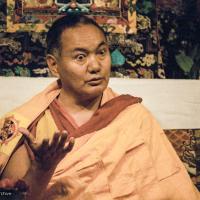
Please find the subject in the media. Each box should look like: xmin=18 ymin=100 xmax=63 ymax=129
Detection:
xmin=1 ymin=143 xmax=53 ymax=200
xmin=1 ymin=129 xmax=74 ymax=200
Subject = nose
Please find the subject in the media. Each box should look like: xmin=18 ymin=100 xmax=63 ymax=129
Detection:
xmin=87 ymin=55 xmax=101 ymax=73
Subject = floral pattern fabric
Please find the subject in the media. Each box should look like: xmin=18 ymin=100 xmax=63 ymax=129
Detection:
xmin=165 ymin=129 xmax=200 ymax=190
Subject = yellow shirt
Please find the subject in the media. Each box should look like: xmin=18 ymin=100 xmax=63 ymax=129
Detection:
xmin=39 ymin=104 xmax=200 ymax=200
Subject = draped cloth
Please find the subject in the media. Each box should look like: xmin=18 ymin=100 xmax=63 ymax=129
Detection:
xmin=0 ymin=80 xmax=141 ymax=175
xmin=0 ymin=80 xmax=199 ymax=199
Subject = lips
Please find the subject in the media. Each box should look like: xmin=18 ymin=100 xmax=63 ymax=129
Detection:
xmin=86 ymin=77 xmax=103 ymax=86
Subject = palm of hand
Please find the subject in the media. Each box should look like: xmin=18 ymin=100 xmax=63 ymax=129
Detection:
xmin=19 ymin=128 xmax=75 ymax=172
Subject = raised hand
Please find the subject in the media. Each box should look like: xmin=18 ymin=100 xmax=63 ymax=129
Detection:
xmin=18 ymin=128 xmax=75 ymax=172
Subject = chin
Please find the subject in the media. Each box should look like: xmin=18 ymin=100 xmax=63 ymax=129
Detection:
xmin=83 ymin=84 xmax=107 ymax=99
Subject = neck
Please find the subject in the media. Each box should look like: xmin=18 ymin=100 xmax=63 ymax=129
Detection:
xmin=58 ymin=89 xmax=102 ymax=114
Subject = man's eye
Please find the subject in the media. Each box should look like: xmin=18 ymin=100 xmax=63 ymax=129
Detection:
xmin=99 ymin=49 xmax=106 ymax=56
xmin=75 ymin=54 xmax=86 ymax=62
xmin=97 ymin=49 xmax=107 ymax=58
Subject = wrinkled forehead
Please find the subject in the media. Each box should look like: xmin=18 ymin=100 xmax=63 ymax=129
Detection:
xmin=61 ymin=23 xmax=105 ymax=39
xmin=59 ymin=24 xmax=107 ymax=51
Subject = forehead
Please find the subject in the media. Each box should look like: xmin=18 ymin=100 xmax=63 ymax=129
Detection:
xmin=60 ymin=24 xmax=106 ymax=51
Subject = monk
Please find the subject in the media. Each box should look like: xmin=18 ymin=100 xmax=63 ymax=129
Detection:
xmin=0 ymin=14 xmax=199 ymax=200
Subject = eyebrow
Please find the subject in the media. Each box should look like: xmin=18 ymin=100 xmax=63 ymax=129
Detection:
xmin=72 ymin=41 xmax=108 ymax=53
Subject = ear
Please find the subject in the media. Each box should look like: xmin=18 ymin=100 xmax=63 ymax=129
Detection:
xmin=46 ymin=54 xmax=59 ymax=77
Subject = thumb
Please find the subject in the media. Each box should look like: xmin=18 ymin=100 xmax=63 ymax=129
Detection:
xmin=18 ymin=127 xmax=37 ymax=160
xmin=18 ymin=127 xmax=36 ymax=145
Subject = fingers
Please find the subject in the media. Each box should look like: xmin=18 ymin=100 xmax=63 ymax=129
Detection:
xmin=49 ymin=131 xmax=67 ymax=154
xmin=18 ymin=127 xmax=37 ymax=151
xmin=64 ymin=137 xmax=75 ymax=153
xmin=24 ymin=142 xmax=36 ymax=161
xmin=18 ymin=128 xmax=75 ymax=166
xmin=39 ymin=139 xmax=50 ymax=153
xmin=49 ymin=131 xmax=74 ymax=155
xmin=49 ymin=133 xmax=60 ymax=149
xmin=18 ymin=127 xmax=34 ymax=141
xmin=18 ymin=127 xmax=38 ymax=160
xmin=58 ymin=131 xmax=68 ymax=149
xmin=34 ymin=139 xmax=50 ymax=160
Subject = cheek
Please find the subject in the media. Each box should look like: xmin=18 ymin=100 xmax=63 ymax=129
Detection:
xmin=106 ymin=54 xmax=111 ymax=67
xmin=59 ymin=63 xmax=85 ymax=79
xmin=103 ymin=57 xmax=111 ymax=73
xmin=66 ymin=71 xmax=84 ymax=82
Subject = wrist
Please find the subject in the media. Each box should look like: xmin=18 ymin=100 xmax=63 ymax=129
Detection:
xmin=30 ymin=159 xmax=56 ymax=174
xmin=23 ymin=164 xmax=55 ymax=199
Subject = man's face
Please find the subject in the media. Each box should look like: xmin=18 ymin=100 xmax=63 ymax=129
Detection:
xmin=55 ymin=24 xmax=111 ymax=100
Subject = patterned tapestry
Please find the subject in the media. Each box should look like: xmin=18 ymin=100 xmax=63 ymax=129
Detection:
xmin=0 ymin=0 xmax=165 ymax=78
xmin=157 ymin=0 xmax=200 ymax=79
xmin=1 ymin=1 xmax=199 ymax=79
xmin=165 ymin=129 xmax=200 ymax=190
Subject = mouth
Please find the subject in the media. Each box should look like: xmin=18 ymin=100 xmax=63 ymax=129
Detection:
xmin=86 ymin=77 xmax=104 ymax=86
